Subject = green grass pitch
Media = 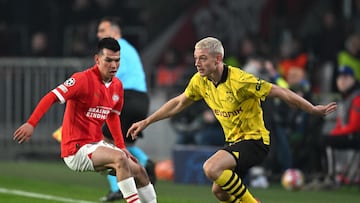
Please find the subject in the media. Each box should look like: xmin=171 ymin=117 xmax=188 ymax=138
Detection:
xmin=0 ymin=160 xmax=359 ymax=203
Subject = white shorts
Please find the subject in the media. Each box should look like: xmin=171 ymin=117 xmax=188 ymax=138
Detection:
xmin=63 ymin=140 xmax=121 ymax=172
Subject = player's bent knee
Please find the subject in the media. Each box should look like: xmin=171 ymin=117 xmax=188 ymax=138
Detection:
xmin=112 ymin=153 xmax=129 ymax=169
xmin=203 ymin=160 xmax=218 ymax=180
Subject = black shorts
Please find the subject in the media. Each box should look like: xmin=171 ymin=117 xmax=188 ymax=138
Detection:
xmin=222 ymin=139 xmax=269 ymax=178
xmin=102 ymin=90 xmax=150 ymax=144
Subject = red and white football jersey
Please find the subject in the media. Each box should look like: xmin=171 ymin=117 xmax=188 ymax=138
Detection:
xmin=52 ymin=65 xmax=124 ymax=157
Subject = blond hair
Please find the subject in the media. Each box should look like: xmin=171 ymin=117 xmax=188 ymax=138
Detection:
xmin=195 ymin=37 xmax=224 ymax=57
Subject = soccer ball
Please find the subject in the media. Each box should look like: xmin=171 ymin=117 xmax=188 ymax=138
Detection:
xmin=155 ymin=159 xmax=174 ymax=181
xmin=281 ymin=168 xmax=304 ymax=191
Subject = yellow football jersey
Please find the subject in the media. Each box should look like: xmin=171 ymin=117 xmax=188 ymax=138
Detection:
xmin=185 ymin=65 xmax=272 ymax=145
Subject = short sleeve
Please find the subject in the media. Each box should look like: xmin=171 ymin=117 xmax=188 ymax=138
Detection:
xmin=52 ymin=73 xmax=86 ymax=103
xmin=235 ymin=72 xmax=272 ymax=101
xmin=184 ymin=74 xmax=203 ymax=101
xmin=112 ymin=81 xmax=124 ymax=115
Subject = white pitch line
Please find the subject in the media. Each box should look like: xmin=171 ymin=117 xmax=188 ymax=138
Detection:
xmin=0 ymin=187 xmax=98 ymax=203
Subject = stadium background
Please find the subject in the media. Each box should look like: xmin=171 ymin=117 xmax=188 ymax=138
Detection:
xmin=0 ymin=0 xmax=358 ymax=180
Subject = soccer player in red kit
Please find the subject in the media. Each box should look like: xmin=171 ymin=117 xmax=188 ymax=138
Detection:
xmin=13 ymin=37 xmax=157 ymax=203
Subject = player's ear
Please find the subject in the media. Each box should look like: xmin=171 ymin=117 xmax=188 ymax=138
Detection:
xmin=215 ymin=53 xmax=222 ymax=64
xmin=217 ymin=53 xmax=223 ymax=61
xmin=94 ymin=54 xmax=100 ymax=65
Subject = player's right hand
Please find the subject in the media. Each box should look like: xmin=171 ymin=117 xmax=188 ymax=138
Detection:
xmin=13 ymin=123 xmax=34 ymax=144
xmin=126 ymin=120 xmax=146 ymax=140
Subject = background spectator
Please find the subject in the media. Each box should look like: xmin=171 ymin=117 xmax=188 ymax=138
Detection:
xmin=306 ymin=65 xmax=360 ymax=190
xmin=170 ymin=100 xmax=225 ymax=147
xmin=30 ymin=31 xmax=50 ymax=57
xmin=156 ymin=47 xmax=185 ymax=94
xmin=338 ymin=33 xmax=360 ymax=82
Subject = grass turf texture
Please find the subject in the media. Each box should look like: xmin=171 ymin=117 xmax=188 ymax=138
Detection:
xmin=0 ymin=160 xmax=359 ymax=203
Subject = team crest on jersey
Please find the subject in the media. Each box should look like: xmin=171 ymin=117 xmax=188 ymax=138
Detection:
xmin=226 ymin=91 xmax=235 ymax=103
xmin=64 ymin=78 xmax=76 ymax=87
xmin=112 ymin=94 xmax=120 ymax=102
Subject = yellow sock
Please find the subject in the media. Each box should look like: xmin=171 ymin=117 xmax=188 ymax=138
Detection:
xmin=220 ymin=195 xmax=241 ymax=203
xmin=215 ymin=170 xmax=257 ymax=203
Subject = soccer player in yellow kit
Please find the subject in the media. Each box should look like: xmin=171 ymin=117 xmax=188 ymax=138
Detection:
xmin=127 ymin=37 xmax=337 ymax=203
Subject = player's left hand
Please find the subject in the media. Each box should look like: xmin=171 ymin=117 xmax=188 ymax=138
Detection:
xmin=13 ymin=123 xmax=34 ymax=144
xmin=313 ymin=102 xmax=337 ymax=116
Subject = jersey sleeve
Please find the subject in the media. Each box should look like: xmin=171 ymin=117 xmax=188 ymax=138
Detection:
xmin=184 ymin=74 xmax=203 ymax=101
xmin=27 ymin=92 xmax=59 ymax=127
xmin=52 ymin=73 xmax=86 ymax=103
xmin=107 ymin=81 xmax=125 ymax=148
xmin=236 ymin=71 xmax=272 ymax=101
xmin=106 ymin=113 xmax=125 ymax=148
xmin=112 ymin=82 xmax=124 ymax=114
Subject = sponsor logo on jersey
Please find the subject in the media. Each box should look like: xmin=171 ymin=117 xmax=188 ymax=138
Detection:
xmin=213 ymin=107 xmax=243 ymax=118
xmin=86 ymin=106 xmax=111 ymax=120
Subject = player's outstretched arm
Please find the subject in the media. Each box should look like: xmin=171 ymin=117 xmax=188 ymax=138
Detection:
xmin=269 ymin=84 xmax=337 ymax=116
xmin=13 ymin=92 xmax=59 ymax=144
xmin=127 ymin=119 xmax=148 ymax=140
xmin=127 ymin=93 xmax=194 ymax=139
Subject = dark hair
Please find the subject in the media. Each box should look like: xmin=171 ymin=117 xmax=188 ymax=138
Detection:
xmin=96 ymin=37 xmax=120 ymax=54
xmin=100 ymin=16 xmax=123 ymax=28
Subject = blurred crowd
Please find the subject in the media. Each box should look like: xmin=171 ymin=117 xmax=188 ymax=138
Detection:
xmin=0 ymin=0 xmax=192 ymax=57
xmin=1 ymin=0 xmax=360 ymax=188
